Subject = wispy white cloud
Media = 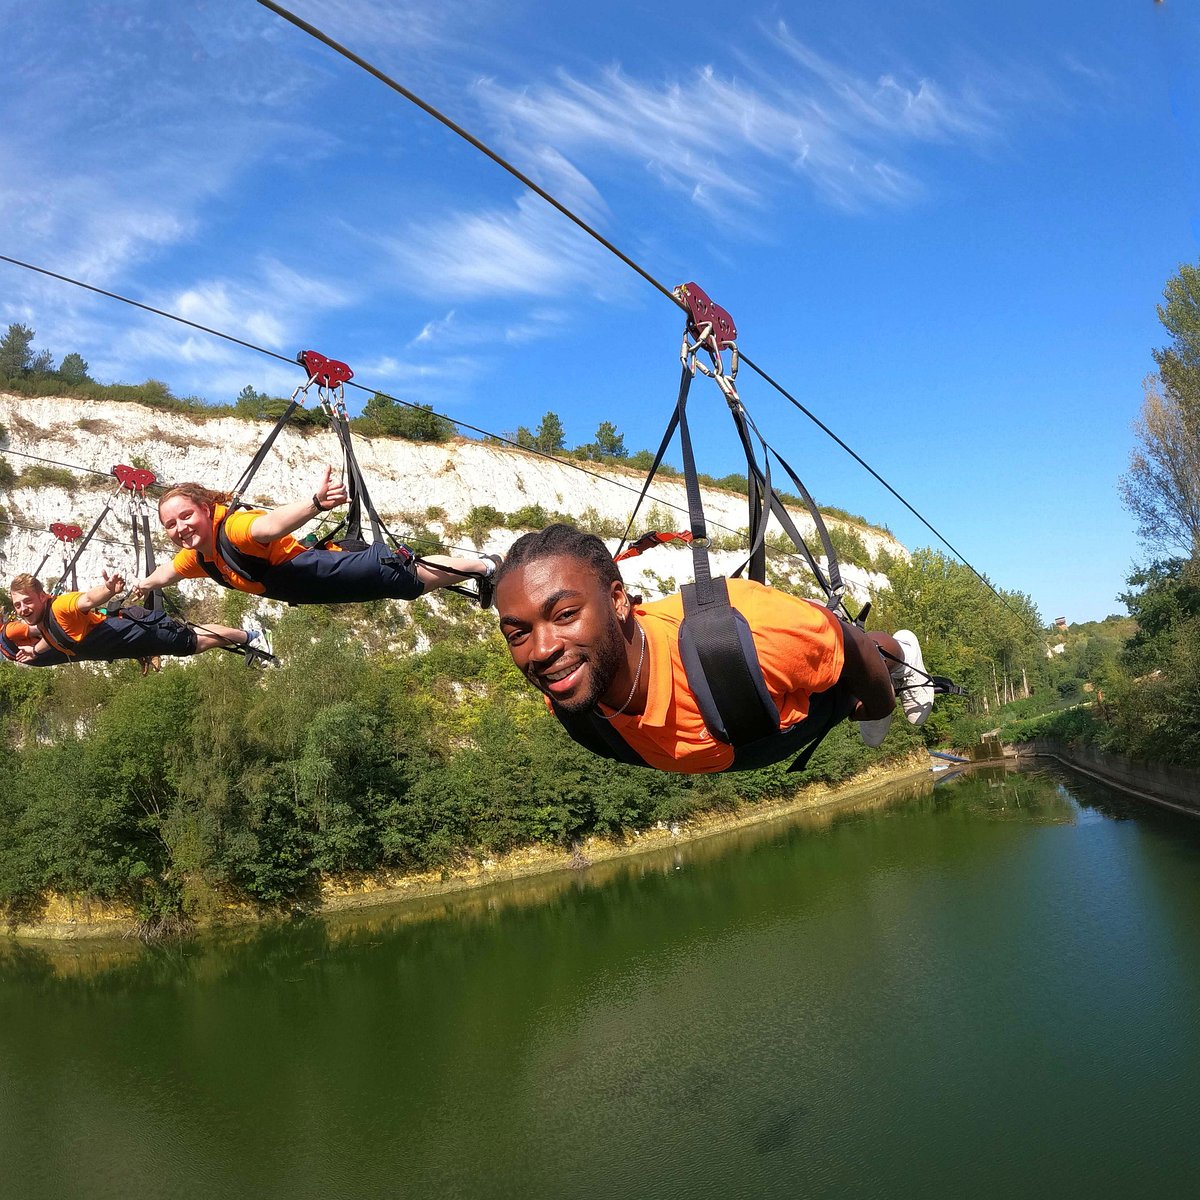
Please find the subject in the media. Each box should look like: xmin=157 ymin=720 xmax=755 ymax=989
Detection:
xmin=387 ymin=191 xmax=615 ymax=303
xmin=410 ymin=311 xmax=459 ymax=347
xmin=473 ymin=22 xmax=1010 ymax=217
xmin=61 ymin=257 xmax=355 ymax=401
xmin=280 ymin=0 xmax=508 ymax=54
xmin=0 ymin=3 xmax=337 ymax=304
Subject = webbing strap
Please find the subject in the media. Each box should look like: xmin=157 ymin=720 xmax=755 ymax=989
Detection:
xmin=613 ymin=368 xmax=685 ymax=559
xmin=140 ymin=508 xmax=163 ymax=613
xmin=724 ymin=401 xmax=844 ymax=611
xmin=679 ymin=580 xmax=780 ymax=746
xmin=552 ymin=706 xmax=649 ymax=767
xmin=760 ymin=437 xmax=844 ymax=610
xmin=675 ymin=376 xmax=781 ymax=747
xmin=230 ymin=398 xmax=304 ymax=500
xmin=674 ymin=366 xmax=713 ymax=595
xmin=39 ymin=602 xmax=78 ymax=658
xmin=725 ymin=403 xmax=772 ymax=582
xmin=53 ymin=502 xmax=112 ymax=595
xmin=130 ymin=502 xmax=164 ymax=614
xmin=328 ymin=411 xmax=380 ymax=544
xmin=211 ymin=513 xmax=270 ymax=586
xmin=31 ymin=544 xmax=54 ymax=582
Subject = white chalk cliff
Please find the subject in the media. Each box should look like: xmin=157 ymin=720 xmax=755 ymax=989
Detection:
xmin=0 ymin=391 xmax=905 ymax=608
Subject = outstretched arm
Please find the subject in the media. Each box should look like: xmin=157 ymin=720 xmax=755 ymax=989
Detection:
xmin=248 ymin=465 xmax=349 ymax=545
xmin=135 ymin=562 xmax=184 ymax=593
xmin=76 ymin=571 xmax=126 ymax=615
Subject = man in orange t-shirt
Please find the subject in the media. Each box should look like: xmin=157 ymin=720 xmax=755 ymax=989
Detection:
xmin=9 ymin=572 xmax=258 ymax=667
xmin=0 ymin=618 xmax=69 ymax=667
xmin=495 ymin=524 xmax=934 ymax=774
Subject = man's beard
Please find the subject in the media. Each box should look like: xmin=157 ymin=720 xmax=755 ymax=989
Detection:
xmin=555 ymin=617 xmax=631 ymax=714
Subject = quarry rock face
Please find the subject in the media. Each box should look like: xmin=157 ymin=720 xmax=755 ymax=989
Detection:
xmin=0 ymin=391 xmax=904 ymax=606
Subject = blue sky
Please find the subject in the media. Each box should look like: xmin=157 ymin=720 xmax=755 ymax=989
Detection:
xmin=1 ymin=0 xmax=1197 ymax=624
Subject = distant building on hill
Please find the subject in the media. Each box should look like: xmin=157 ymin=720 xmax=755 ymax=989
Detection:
xmin=1054 ymin=616 xmax=1068 ymax=629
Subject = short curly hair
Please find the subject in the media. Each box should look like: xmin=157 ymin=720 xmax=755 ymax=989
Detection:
xmin=496 ymin=524 xmax=622 ymax=590
xmin=9 ymin=573 xmax=45 ymax=594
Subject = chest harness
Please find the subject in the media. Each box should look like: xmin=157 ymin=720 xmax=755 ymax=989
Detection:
xmin=552 ymin=283 xmax=959 ymax=773
xmin=199 ymin=350 xmax=482 ymax=606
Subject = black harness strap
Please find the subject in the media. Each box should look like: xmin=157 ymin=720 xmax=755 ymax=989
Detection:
xmin=673 ymin=373 xmax=782 ymax=747
xmin=52 ymin=500 xmax=113 ymax=595
xmin=229 ymin=398 xmax=305 ymax=501
xmin=0 ymin=623 xmax=23 ymax=662
xmin=613 ymin=371 xmax=684 ymax=559
xmin=552 ymin=706 xmax=650 ymax=767
xmin=39 ymin=602 xmax=79 ymax=658
xmin=129 ymin=497 xmax=164 ymax=614
xmin=578 ymin=301 xmax=868 ymax=773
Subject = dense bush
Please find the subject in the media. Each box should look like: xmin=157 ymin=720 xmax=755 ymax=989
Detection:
xmin=0 ymin=609 xmax=913 ymax=928
xmin=16 ymin=464 xmax=77 ymax=490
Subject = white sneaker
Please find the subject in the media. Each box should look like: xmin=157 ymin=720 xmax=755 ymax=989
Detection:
xmin=244 ymin=625 xmax=274 ymax=659
xmin=893 ymin=630 xmax=934 ymax=727
xmin=857 ymin=711 xmax=894 ymax=747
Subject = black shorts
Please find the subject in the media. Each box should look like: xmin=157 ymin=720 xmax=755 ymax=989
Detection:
xmin=257 ymin=540 xmax=424 ymax=605
xmin=70 ymin=607 xmax=199 ymax=661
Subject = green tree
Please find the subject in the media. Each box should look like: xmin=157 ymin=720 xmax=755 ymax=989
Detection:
xmin=534 ymin=411 xmax=565 ymax=453
xmin=0 ymin=323 xmax=35 ymax=379
xmin=360 ymin=390 xmax=402 ymax=432
xmin=595 ymin=420 xmax=626 ymax=458
xmin=1155 ymin=262 xmax=1200 ymax=389
xmin=873 ymin=548 xmax=1044 ymax=729
xmin=1121 ymin=262 xmax=1200 ymax=557
xmin=235 ymin=384 xmax=269 ymax=416
xmin=359 ymin=393 xmax=455 ymax=442
xmin=1119 ymin=375 xmax=1200 ymax=557
xmin=58 ymin=352 xmax=91 ymax=385
xmin=1119 ymin=558 xmax=1200 ymax=676
xmin=260 ymin=396 xmax=326 ymax=428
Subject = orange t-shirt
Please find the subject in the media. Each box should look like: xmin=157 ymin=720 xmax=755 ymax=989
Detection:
xmin=46 ymin=593 xmax=106 ymax=646
xmin=589 ymin=579 xmax=845 ymax=773
xmin=2 ymin=620 xmax=37 ymax=647
xmin=172 ymin=504 xmax=308 ymax=594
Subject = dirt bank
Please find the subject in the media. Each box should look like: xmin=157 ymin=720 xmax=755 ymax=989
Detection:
xmin=5 ymin=754 xmax=933 ymax=941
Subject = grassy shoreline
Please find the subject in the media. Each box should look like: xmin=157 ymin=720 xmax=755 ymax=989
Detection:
xmin=4 ymin=753 xmax=934 ymax=943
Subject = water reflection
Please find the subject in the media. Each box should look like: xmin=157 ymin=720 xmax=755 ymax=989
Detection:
xmin=0 ymin=764 xmax=1097 ymax=989
xmin=5 ymin=762 xmax=1200 ymax=1200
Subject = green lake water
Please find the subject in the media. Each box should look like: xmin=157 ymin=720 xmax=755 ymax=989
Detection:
xmin=3 ymin=763 xmax=1200 ymax=1199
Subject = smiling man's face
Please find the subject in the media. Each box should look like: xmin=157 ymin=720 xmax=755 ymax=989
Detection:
xmin=496 ymin=553 xmax=632 ymax=714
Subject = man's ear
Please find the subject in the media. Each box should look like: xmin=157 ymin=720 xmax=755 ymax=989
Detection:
xmin=609 ymin=578 xmax=632 ymax=621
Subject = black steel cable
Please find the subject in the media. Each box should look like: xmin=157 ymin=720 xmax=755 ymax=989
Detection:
xmin=252 ymin=0 xmax=1023 ymax=616
xmin=0 ymin=516 xmax=137 ymax=551
xmin=739 ymin=351 xmax=993 ymax=595
xmin=0 ymin=254 xmax=689 ymax=515
xmin=0 ymin=253 xmax=298 ymax=372
xmin=0 ymin=258 xmax=757 ymax=544
xmin=0 ymin=251 xmax=1025 ymax=620
xmin=0 ymin=443 xmax=116 ymax=480
xmin=255 ymin=0 xmax=685 ymax=312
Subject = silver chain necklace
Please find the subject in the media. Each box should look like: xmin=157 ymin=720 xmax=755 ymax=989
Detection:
xmin=595 ymin=623 xmax=646 ymax=720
